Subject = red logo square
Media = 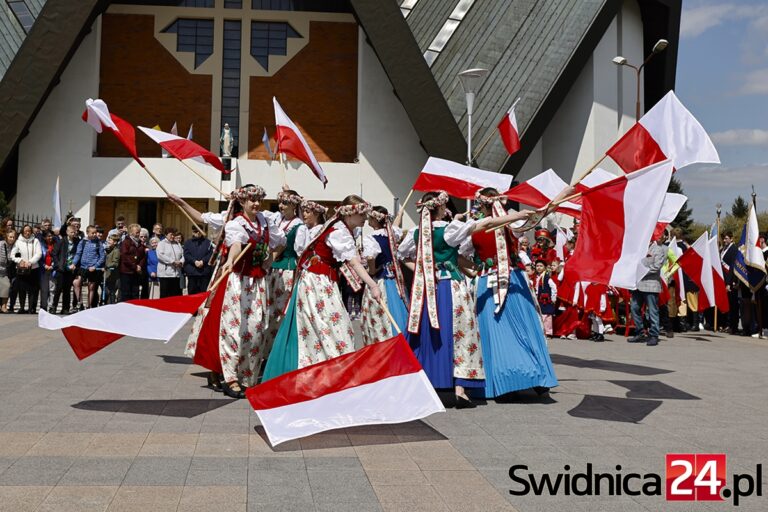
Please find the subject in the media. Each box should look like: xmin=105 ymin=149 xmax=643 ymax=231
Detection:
xmin=665 ymin=453 xmax=726 ymax=501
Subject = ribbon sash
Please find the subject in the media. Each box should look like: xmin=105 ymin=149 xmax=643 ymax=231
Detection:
xmin=407 ymin=208 xmax=439 ymax=333
xmin=491 ymin=202 xmax=510 ymax=313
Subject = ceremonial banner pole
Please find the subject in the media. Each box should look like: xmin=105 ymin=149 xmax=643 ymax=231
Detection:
xmin=715 ymin=202 xmax=721 ymax=333
xmin=177 ymin=160 xmax=228 ymax=197
xmin=752 ymin=187 xmax=763 ymax=338
xmin=139 ymin=163 xmax=206 ymax=234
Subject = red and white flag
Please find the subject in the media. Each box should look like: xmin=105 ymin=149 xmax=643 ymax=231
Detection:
xmin=497 ymin=102 xmax=521 ymax=155
xmin=139 ymin=126 xmax=227 ymax=173
xmin=503 ymin=169 xmax=581 ymax=215
xmin=247 ymin=334 xmax=444 ymax=446
xmin=273 ymin=97 xmax=327 ymax=187
xmin=412 ymin=157 xmax=513 ymax=199
xmin=82 ymin=98 xmax=144 ymax=166
xmin=38 ymin=293 xmax=209 ymax=360
xmin=605 ymin=91 xmax=720 ymax=173
xmin=565 ymin=159 xmax=674 ymax=289
xmin=707 ymin=234 xmax=730 ymax=312
xmin=651 ymin=193 xmax=688 ymax=240
xmin=676 ymin=233 xmax=728 ymax=312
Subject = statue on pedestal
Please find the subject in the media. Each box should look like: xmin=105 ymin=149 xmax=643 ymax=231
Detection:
xmin=220 ymin=123 xmax=235 ymax=157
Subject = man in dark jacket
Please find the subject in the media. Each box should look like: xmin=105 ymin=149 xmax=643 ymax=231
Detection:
xmin=119 ymin=224 xmax=146 ymax=301
xmin=52 ymin=224 xmax=81 ymax=314
xmin=183 ymin=226 xmax=213 ymax=295
xmin=720 ymin=231 xmax=739 ymax=333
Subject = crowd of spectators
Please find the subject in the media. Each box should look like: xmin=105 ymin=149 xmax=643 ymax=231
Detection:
xmin=0 ymin=214 xmax=213 ymax=314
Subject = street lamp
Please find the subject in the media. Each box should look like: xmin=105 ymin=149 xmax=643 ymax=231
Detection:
xmin=458 ymin=68 xmax=489 ymax=166
xmin=613 ymin=38 xmax=669 ymax=120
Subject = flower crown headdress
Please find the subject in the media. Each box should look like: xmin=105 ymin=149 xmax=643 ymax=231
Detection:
xmin=335 ymin=201 xmax=372 ymax=217
xmin=367 ymin=209 xmax=392 ymax=224
xmin=277 ymin=191 xmax=303 ymax=206
xmin=415 ymin=191 xmax=449 ymax=212
xmin=301 ymin=200 xmax=328 ymax=215
xmin=474 ymin=190 xmax=508 ymax=206
xmin=234 ymin=185 xmax=266 ymax=202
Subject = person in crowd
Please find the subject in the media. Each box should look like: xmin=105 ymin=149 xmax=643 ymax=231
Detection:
xmin=39 ymin=229 xmax=59 ymax=312
xmin=10 ymin=224 xmax=42 ymax=313
xmin=266 ymin=188 xmax=307 ymax=342
xmin=396 ymin=191 xmax=483 ymax=408
xmin=627 ymin=236 xmax=666 ymax=346
xmin=157 ymin=227 xmax=184 ymax=298
xmin=183 ymin=226 xmax=213 ymax=295
xmin=52 ymin=225 xmax=81 ymax=314
xmin=119 ymin=224 xmax=146 ymax=301
xmin=68 ymin=217 xmax=84 ymax=239
xmin=104 ymin=233 xmax=121 ymax=304
xmin=459 ymin=188 xmax=557 ymax=399
xmin=531 ymin=229 xmax=557 ymax=265
xmin=216 ymin=185 xmax=286 ymax=398
xmin=265 ymin=194 xmax=379 ymax=386
xmin=298 ymin=200 xmax=327 ymax=254
xmin=152 ymin=223 xmax=164 ymax=241
xmin=0 ymin=229 xmax=15 ymax=313
xmin=146 ymin=237 xmax=160 ymax=299
xmin=35 ymin=218 xmax=53 ymax=245
xmin=107 ymin=215 xmax=128 ymax=242
xmin=533 ymin=259 xmax=558 ymax=337
xmin=720 ymin=231 xmax=739 ymax=334
xmin=139 ymin=228 xmax=151 ymax=299
xmin=361 ymin=206 xmax=407 ymax=345
xmin=74 ymin=225 xmax=106 ymax=309
xmin=1 ymin=217 xmax=14 ymax=238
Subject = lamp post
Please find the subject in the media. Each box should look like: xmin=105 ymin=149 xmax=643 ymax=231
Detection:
xmin=612 ymin=39 xmax=669 ymax=121
xmin=458 ymin=68 xmax=489 ymax=166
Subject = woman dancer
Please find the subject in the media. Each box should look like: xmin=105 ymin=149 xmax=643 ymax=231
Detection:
xmin=218 ymin=184 xmax=285 ymax=398
xmin=361 ymin=206 xmax=408 ymax=345
xmin=266 ymin=188 xmax=308 ymax=341
xmin=263 ymin=195 xmax=381 ymax=381
xmin=397 ymin=191 xmax=484 ymax=408
xmin=296 ymin=199 xmax=327 ymax=254
xmin=461 ymin=188 xmax=558 ymax=398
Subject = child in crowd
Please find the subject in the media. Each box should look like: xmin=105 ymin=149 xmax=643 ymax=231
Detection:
xmin=104 ymin=234 xmax=121 ymax=304
xmin=74 ymin=225 xmax=106 ymax=309
xmin=533 ymin=259 xmax=558 ymax=336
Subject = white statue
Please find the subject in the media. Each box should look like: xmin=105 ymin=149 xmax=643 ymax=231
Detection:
xmin=220 ymin=123 xmax=234 ymax=157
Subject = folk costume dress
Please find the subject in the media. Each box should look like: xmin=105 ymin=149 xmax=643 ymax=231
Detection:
xmin=263 ymin=220 xmax=360 ymax=381
xmin=265 ymin=213 xmax=309 ymax=341
xmin=361 ymin=226 xmax=408 ymax=345
xmin=219 ymin=212 xmax=285 ymax=387
xmin=399 ymin=216 xmax=484 ymax=390
xmin=460 ymin=203 xmax=558 ymax=397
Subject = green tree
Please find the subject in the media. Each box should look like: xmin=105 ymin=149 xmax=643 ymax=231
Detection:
xmin=731 ymin=195 xmax=749 ymax=219
xmin=668 ymin=177 xmax=694 ymax=234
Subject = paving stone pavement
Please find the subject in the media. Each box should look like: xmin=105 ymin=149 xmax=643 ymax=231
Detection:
xmin=0 ymin=314 xmax=767 ymax=511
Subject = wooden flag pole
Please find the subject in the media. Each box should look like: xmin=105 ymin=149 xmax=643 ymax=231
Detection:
xmin=574 ymin=154 xmax=608 ymax=183
xmin=279 ymin=152 xmax=288 ymax=187
xmin=488 ymin=191 xmax=582 ymax=232
xmin=714 ymin=203 xmax=721 ymax=333
xmin=177 ymin=160 xmax=228 ymax=197
xmin=139 ymin=163 xmax=206 ymax=234
xmin=379 ymin=299 xmax=402 ymax=335
xmin=207 ymin=242 xmax=252 ymax=293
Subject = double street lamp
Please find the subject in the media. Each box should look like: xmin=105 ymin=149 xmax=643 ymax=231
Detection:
xmin=613 ymin=39 xmax=669 ymax=121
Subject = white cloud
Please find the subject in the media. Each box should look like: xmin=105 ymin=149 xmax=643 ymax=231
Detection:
xmin=737 ymin=68 xmax=768 ymax=95
xmin=711 ymin=129 xmax=768 ymax=146
xmin=680 ymin=3 xmax=768 ymax=39
xmin=675 ymin=163 xmax=768 ymax=221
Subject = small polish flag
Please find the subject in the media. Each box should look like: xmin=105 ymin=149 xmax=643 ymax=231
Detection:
xmin=38 ymin=293 xmax=209 ymax=360
xmin=82 ymin=98 xmax=144 ymax=166
xmin=651 ymin=193 xmax=688 ymax=241
xmin=273 ymin=97 xmax=327 ymax=186
xmin=247 ymin=334 xmax=444 ymax=446
xmin=139 ymin=126 xmax=227 ymax=173
xmin=412 ymin=157 xmax=513 ymax=199
xmin=262 ymin=127 xmax=275 ymax=160
xmin=677 ymin=233 xmax=728 ymax=312
xmin=497 ymin=101 xmax=521 ymax=155
xmin=161 ymin=122 xmax=178 ymax=158
xmin=606 ymin=91 xmax=720 ymax=173
xmin=503 ymin=169 xmax=581 ymax=215
xmin=565 ymin=159 xmax=674 ymax=289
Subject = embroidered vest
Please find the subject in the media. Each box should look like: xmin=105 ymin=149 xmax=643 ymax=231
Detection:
xmin=234 ymin=213 xmax=270 ymax=279
xmin=299 ymin=227 xmax=340 ymax=281
xmin=272 ymin=223 xmax=301 ymax=271
xmin=413 ymin=226 xmax=462 ymax=281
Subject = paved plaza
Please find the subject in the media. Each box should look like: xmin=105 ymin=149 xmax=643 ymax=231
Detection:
xmin=0 ymin=314 xmax=766 ymax=511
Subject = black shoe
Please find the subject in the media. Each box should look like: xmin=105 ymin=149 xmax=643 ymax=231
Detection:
xmin=455 ymin=396 xmax=476 ymax=409
xmin=665 ymin=330 xmax=674 ymax=339
xmin=627 ymin=334 xmax=646 ymax=343
xmin=223 ymin=383 xmax=245 ymax=399
xmin=533 ymin=386 xmax=550 ymax=396
xmin=207 ymin=373 xmax=223 ymax=393
xmin=690 ymin=325 xmax=700 ymax=332
xmin=592 ymin=333 xmax=605 ymax=342
xmin=16 ymin=309 xmax=27 ymax=314
xmin=646 ymin=337 xmax=659 ymax=346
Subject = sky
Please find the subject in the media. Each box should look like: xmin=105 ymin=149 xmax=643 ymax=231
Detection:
xmin=675 ymin=0 xmax=768 ymax=222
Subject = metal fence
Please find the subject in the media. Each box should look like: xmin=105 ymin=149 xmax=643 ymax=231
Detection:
xmin=6 ymin=212 xmax=50 ymax=232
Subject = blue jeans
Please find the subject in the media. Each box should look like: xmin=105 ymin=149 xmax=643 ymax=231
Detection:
xmin=631 ymin=290 xmax=660 ymax=338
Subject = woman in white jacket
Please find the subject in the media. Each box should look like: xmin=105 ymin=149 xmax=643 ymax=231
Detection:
xmin=11 ymin=224 xmax=41 ymax=313
xmin=156 ymin=227 xmax=184 ymax=298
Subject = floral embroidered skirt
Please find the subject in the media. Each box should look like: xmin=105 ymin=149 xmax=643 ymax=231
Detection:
xmin=361 ymin=277 xmax=408 ymax=345
xmin=476 ymin=270 xmax=558 ymax=398
xmin=218 ymin=273 xmax=269 ymax=387
xmin=407 ymin=278 xmax=484 ymax=389
xmin=262 ymin=272 xmax=355 ymax=382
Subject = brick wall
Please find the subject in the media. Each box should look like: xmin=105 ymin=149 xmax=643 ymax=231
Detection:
xmin=98 ymin=13 xmax=213 ymax=158
xmin=249 ymin=21 xmax=358 ymax=162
